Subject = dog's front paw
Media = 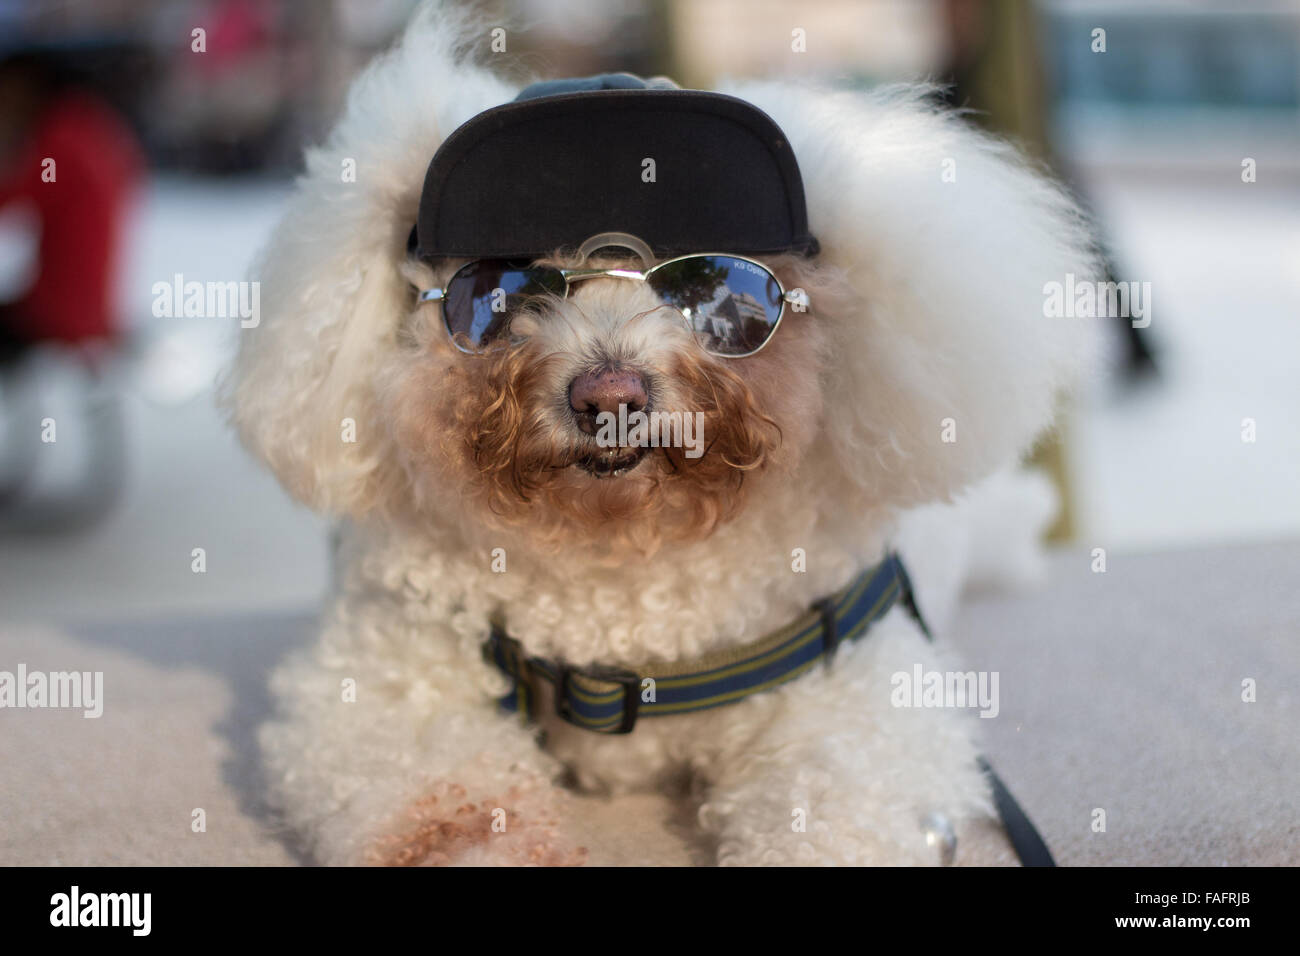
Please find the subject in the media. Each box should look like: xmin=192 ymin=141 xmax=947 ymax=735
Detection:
xmin=705 ymin=796 xmax=971 ymax=866
xmin=365 ymin=780 xmax=588 ymax=867
xmin=700 ymin=726 xmax=993 ymax=865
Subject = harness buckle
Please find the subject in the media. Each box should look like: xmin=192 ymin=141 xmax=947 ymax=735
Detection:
xmin=555 ymin=664 xmax=641 ymax=735
xmin=813 ymin=597 xmax=840 ymax=667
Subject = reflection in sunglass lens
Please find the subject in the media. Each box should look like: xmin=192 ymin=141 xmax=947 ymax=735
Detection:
xmin=443 ymin=260 xmax=565 ymax=349
xmin=647 ymin=256 xmax=784 ymax=356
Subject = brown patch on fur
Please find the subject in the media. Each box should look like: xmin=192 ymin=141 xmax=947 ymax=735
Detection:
xmin=366 ymin=783 xmax=589 ymax=867
xmin=465 ymin=346 xmax=780 ymax=546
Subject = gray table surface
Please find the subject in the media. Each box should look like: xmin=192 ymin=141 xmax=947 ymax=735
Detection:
xmin=1 ymin=543 xmax=1296 ymax=866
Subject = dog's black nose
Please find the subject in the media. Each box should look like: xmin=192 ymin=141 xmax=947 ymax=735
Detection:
xmin=569 ymin=366 xmax=648 ymax=435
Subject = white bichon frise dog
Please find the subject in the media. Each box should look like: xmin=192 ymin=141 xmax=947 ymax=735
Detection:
xmin=225 ymin=6 xmax=1097 ymax=866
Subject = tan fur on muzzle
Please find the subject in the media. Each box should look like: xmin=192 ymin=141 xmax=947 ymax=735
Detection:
xmin=428 ymin=339 xmax=782 ymax=554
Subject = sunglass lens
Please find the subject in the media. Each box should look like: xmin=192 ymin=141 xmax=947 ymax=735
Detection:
xmin=443 ymin=260 xmax=565 ymax=349
xmin=647 ymin=255 xmax=784 ymax=356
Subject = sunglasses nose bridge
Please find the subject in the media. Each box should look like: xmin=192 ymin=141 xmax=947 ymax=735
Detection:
xmin=561 ymin=269 xmax=647 ymax=287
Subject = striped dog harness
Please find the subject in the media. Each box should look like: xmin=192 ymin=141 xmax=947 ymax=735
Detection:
xmin=483 ymin=552 xmax=923 ymax=735
xmin=481 ymin=552 xmax=1056 ymax=866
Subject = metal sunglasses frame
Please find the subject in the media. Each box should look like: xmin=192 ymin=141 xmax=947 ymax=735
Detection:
xmin=418 ymin=252 xmax=810 ymax=358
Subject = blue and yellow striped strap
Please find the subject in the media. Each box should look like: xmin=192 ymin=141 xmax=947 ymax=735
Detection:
xmin=483 ymin=552 xmax=927 ymax=735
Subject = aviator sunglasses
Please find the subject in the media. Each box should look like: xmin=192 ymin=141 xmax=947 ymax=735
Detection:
xmin=419 ymin=254 xmax=809 ymax=358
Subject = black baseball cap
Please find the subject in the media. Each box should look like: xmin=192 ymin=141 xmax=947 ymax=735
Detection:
xmin=413 ymin=73 xmax=819 ymax=261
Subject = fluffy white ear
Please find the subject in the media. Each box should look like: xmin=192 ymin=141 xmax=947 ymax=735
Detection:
xmin=729 ymin=82 xmax=1102 ymax=509
xmin=221 ymin=4 xmax=518 ymax=513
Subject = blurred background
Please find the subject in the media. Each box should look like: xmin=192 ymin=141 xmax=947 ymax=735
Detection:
xmin=0 ymin=0 xmax=1296 ymax=622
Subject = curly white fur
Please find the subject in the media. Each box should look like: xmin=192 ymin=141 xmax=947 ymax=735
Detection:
xmin=223 ymin=3 xmax=1099 ymax=866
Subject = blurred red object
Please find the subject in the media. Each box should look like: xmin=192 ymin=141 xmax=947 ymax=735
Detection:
xmin=0 ymin=90 xmax=144 ymax=347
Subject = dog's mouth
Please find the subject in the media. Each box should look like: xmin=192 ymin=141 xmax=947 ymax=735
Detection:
xmin=573 ymin=444 xmax=649 ymax=478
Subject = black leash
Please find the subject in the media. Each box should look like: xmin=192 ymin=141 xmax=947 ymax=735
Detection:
xmin=978 ymin=756 xmax=1056 ymax=866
